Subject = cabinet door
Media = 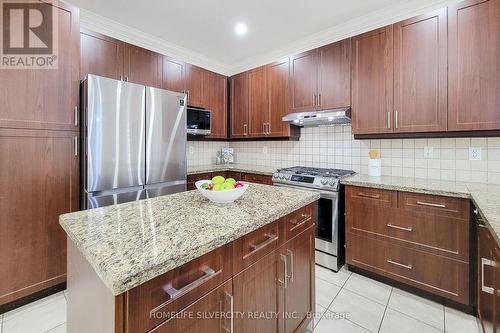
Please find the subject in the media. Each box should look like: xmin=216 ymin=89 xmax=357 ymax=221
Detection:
xmin=0 ymin=129 xmax=79 ymax=306
xmin=448 ymin=0 xmax=500 ymax=131
xmin=203 ymin=72 xmax=227 ymax=138
xmin=123 ymin=44 xmax=162 ymax=88
xmin=0 ymin=1 xmax=79 ymax=131
xmin=248 ymin=66 xmax=268 ymax=137
xmin=283 ymin=226 xmax=315 ymax=333
xmin=478 ymin=225 xmax=496 ymax=333
xmin=80 ymin=31 xmax=124 ymax=81
xmin=289 ymin=50 xmax=318 ymax=112
xmin=352 ymin=26 xmax=394 ymax=135
xmin=185 ymin=64 xmax=204 ymax=107
xmin=317 ymin=39 xmax=351 ymax=110
xmin=267 ymin=58 xmax=290 ymax=137
xmin=150 ymin=281 xmax=233 ymax=333
xmin=230 ymin=72 xmax=249 ymax=137
xmin=233 ymin=250 xmax=285 ymax=333
xmin=394 ymin=9 xmax=447 ymax=133
xmin=162 ymin=56 xmax=185 ymax=93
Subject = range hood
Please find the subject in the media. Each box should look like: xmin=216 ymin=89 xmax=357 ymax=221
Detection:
xmin=282 ymin=107 xmax=351 ymax=127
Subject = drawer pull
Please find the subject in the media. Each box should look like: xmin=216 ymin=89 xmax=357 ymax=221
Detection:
xmin=387 ymin=259 xmax=413 ymax=270
xmin=249 ymin=233 xmax=278 ymax=252
xmin=481 ymin=257 xmax=497 ymax=295
xmin=357 ymin=192 xmax=380 ymax=199
xmin=291 ymin=214 xmax=312 ymax=228
xmin=286 ymin=250 xmax=294 ymax=283
xmin=387 ymin=224 xmax=413 ymax=232
xmin=416 ymin=201 xmax=446 ymax=208
xmin=278 ymin=253 xmax=288 ymax=288
xmin=164 ymin=266 xmax=217 ymax=300
xmin=224 ymin=292 xmax=234 ymax=333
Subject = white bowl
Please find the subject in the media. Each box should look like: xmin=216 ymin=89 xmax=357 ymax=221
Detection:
xmin=195 ymin=180 xmax=249 ymax=204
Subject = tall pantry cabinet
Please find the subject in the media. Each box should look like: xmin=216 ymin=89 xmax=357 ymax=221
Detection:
xmin=0 ymin=1 xmax=80 ymax=307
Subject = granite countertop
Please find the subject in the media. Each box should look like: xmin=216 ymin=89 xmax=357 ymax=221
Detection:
xmin=59 ymin=184 xmax=319 ymax=296
xmin=187 ymin=164 xmax=276 ymax=176
xmin=341 ymin=174 xmax=500 ymax=244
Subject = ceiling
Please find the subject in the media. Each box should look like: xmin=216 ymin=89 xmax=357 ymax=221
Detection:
xmin=69 ymin=0 xmax=453 ymax=75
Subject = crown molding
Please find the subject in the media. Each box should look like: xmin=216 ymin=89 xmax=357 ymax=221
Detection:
xmin=226 ymin=0 xmax=461 ymax=75
xmin=77 ymin=8 xmax=232 ymax=76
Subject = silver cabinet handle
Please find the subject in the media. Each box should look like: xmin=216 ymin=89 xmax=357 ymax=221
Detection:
xmin=186 ymin=90 xmax=190 ymax=103
xmin=125 ymin=76 xmax=129 ymax=82
xmin=164 ymin=266 xmax=217 ymax=299
xmin=119 ymin=75 xmax=123 ymax=81
xmin=224 ymin=292 xmax=234 ymax=333
xmin=387 ymin=259 xmax=412 ymax=270
xmin=266 ymin=123 xmax=270 ymax=135
xmin=249 ymin=233 xmax=278 ymax=253
xmin=73 ymin=136 xmax=78 ymax=156
xmin=395 ymin=111 xmax=398 ymax=129
xmin=387 ymin=111 xmax=391 ymax=129
xmin=318 ymin=93 xmax=321 ymax=108
xmin=387 ymin=224 xmax=413 ymax=232
xmin=357 ymin=192 xmax=380 ymax=199
xmin=286 ymin=250 xmax=294 ymax=283
xmin=243 ymin=124 xmax=248 ymax=136
xmin=312 ymin=93 xmax=316 ymax=107
xmin=290 ymin=214 xmax=312 ymax=231
xmin=416 ymin=201 xmax=446 ymax=208
xmin=279 ymin=253 xmax=288 ymax=288
xmin=74 ymin=106 xmax=78 ymax=127
xmin=481 ymin=258 xmax=496 ymax=294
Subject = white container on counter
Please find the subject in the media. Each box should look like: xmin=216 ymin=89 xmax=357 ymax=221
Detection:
xmin=368 ymin=159 xmax=381 ymax=177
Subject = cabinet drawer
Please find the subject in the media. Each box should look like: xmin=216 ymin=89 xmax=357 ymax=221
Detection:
xmin=347 ymin=233 xmax=469 ymax=304
xmin=347 ymin=204 xmax=469 ymax=260
xmin=398 ymin=191 xmax=469 ymax=219
xmin=187 ymin=172 xmax=211 ymax=183
xmin=233 ymin=220 xmax=281 ymax=274
xmin=241 ymin=173 xmax=272 ymax=185
xmin=126 ymin=244 xmax=233 ymax=332
xmin=284 ymin=203 xmax=315 ymax=241
xmin=347 ymin=186 xmax=397 ymax=207
xmin=225 ymin=171 xmax=242 ymax=180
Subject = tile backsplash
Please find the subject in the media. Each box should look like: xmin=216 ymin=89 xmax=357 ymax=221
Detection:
xmin=187 ymin=126 xmax=500 ymax=184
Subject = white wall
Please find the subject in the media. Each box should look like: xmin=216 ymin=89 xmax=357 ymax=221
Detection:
xmin=187 ymin=126 xmax=500 ymax=184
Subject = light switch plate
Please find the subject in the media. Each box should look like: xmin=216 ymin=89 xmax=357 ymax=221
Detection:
xmin=423 ymin=147 xmax=434 ymax=158
xmin=469 ymin=147 xmax=482 ymax=161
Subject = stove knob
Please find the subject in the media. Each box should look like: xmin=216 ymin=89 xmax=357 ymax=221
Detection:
xmin=321 ymin=177 xmax=328 ymax=185
xmin=328 ymin=179 xmax=336 ymax=186
xmin=285 ymin=174 xmax=291 ymax=180
xmin=279 ymin=173 xmax=285 ymax=179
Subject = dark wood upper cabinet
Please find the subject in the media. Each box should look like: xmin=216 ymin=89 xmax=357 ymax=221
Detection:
xmin=267 ymin=58 xmax=291 ymax=137
xmin=202 ymin=71 xmax=227 ymax=138
xmin=352 ymin=26 xmax=394 ymax=135
xmin=230 ymin=72 xmax=249 ymax=137
xmin=0 ymin=1 xmax=80 ymax=132
xmin=317 ymin=39 xmax=351 ymax=109
xmin=448 ymin=0 xmax=500 ymax=131
xmin=0 ymin=129 xmax=79 ymax=306
xmin=184 ymin=64 xmax=204 ymax=107
xmin=122 ymin=44 xmax=162 ymax=89
xmin=289 ymin=50 xmax=318 ymax=112
xmin=162 ymin=56 xmax=185 ymax=93
xmin=394 ymin=9 xmax=448 ymax=133
xmin=248 ymin=66 xmax=268 ymax=137
xmin=80 ymin=30 xmax=124 ymax=81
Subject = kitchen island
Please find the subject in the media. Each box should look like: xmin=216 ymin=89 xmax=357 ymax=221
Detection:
xmin=60 ymin=183 xmax=319 ymax=333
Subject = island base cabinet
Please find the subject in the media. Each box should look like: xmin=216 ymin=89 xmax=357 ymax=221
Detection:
xmin=149 ymin=280 xmax=233 ymax=333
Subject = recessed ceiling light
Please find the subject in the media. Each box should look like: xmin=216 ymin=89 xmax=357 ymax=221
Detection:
xmin=234 ymin=22 xmax=248 ymax=36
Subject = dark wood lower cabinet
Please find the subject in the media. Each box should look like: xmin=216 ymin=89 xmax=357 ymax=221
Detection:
xmin=150 ymin=280 xmax=233 ymax=333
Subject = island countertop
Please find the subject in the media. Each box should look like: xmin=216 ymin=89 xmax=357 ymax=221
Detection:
xmin=59 ymin=184 xmax=319 ymax=296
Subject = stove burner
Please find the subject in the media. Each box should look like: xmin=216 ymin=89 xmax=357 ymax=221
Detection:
xmin=279 ymin=166 xmax=355 ymax=178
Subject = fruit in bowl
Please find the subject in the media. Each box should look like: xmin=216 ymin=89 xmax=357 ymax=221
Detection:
xmin=195 ymin=175 xmax=249 ymax=204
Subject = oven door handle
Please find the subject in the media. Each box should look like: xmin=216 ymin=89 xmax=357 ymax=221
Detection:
xmin=273 ymin=183 xmax=338 ymax=199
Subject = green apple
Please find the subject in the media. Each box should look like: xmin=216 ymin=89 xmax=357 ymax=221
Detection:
xmin=222 ymin=182 xmax=235 ymax=190
xmin=211 ymin=175 xmax=225 ymax=185
xmin=213 ymin=183 xmax=223 ymax=191
xmin=201 ymin=182 xmax=209 ymax=189
xmin=225 ymin=178 xmax=236 ymax=184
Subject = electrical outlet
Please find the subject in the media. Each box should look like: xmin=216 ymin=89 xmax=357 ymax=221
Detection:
xmin=469 ymin=147 xmax=482 ymax=161
xmin=262 ymin=146 xmax=268 ymax=154
xmin=423 ymin=147 xmax=434 ymax=158
xmin=188 ymin=146 xmax=194 ymax=155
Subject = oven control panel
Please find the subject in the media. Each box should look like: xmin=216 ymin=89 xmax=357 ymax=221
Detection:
xmin=272 ymin=172 xmax=340 ymax=190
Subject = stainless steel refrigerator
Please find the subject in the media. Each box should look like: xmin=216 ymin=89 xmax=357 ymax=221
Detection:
xmin=81 ymin=74 xmax=187 ymax=208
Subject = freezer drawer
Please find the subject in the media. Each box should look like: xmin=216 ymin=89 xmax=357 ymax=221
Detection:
xmin=84 ymin=75 xmax=146 ymax=192
xmin=146 ymin=87 xmax=187 ymax=185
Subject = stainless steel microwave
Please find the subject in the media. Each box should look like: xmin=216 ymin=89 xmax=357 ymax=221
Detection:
xmin=187 ymin=107 xmax=211 ymax=135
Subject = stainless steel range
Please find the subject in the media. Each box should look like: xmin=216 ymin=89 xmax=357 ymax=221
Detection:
xmin=272 ymin=166 xmax=356 ymax=271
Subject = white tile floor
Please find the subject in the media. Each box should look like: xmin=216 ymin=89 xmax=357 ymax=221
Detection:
xmin=0 ymin=266 xmax=482 ymax=333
